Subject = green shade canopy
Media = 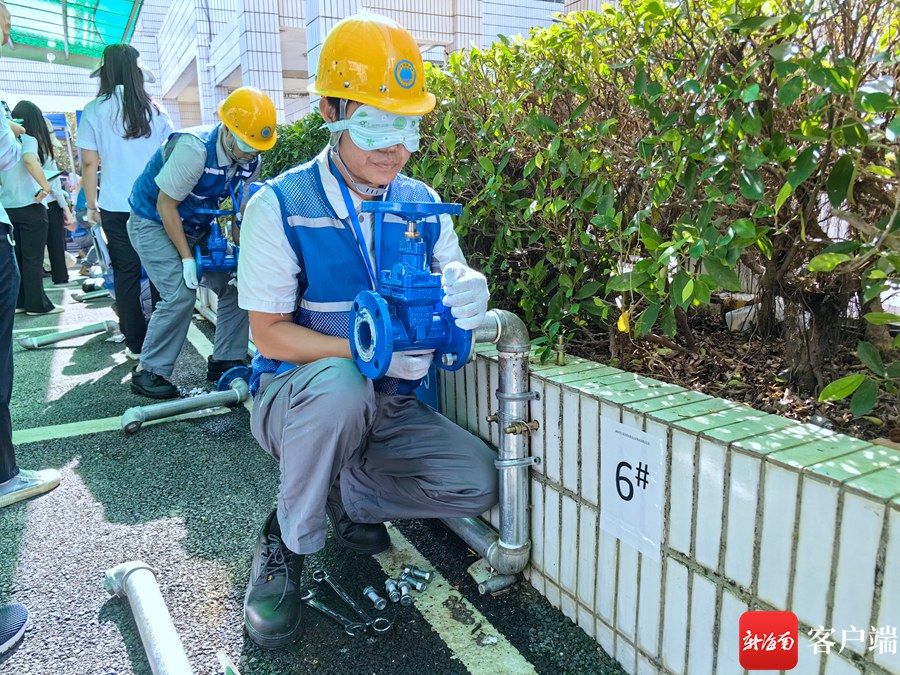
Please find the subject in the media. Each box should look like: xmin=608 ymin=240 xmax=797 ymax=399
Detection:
xmin=5 ymin=0 xmax=144 ymax=70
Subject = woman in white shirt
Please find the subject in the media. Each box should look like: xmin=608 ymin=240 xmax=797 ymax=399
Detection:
xmin=77 ymin=44 xmax=173 ymax=358
xmin=0 ymin=100 xmax=58 ymax=315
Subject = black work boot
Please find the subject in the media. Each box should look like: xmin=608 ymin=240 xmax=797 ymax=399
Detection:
xmin=243 ymin=510 xmax=305 ymax=649
xmin=207 ymin=356 xmax=247 ymax=382
xmin=325 ymin=482 xmax=391 ymax=555
xmin=130 ymin=367 xmax=178 ymax=399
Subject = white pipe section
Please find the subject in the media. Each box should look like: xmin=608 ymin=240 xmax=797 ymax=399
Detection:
xmin=104 ymin=561 xmax=193 ymax=675
xmin=17 ymin=320 xmax=118 ymax=349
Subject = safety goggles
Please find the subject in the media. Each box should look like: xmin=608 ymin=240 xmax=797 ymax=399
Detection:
xmin=325 ymin=104 xmax=422 ymax=153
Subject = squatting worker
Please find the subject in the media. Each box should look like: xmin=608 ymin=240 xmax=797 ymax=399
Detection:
xmin=127 ymin=87 xmax=276 ymax=399
xmin=237 ymin=13 xmax=496 ymax=649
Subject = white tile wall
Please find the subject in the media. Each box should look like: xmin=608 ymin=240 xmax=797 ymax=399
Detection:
xmin=636 ymin=552 xmax=661 ymax=655
xmin=876 ymin=508 xmax=900 ymax=672
xmin=544 ymin=488 xmax=560 ymax=583
xmin=669 ymin=429 xmax=696 ymax=555
xmin=577 ymin=506 xmax=598 ymax=608
xmin=724 ymin=452 xmax=760 ymax=588
xmin=792 ymin=477 xmax=839 ymax=628
xmin=562 ymin=389 xmax=580 ymax=493
xmin=695 ymin=439 xmax=727 ymax=571
xmin=596 ymin=529 xmax=617 ymax=625
xmin=662 ymin=560 xmax=689 ymax=673
xmin=560 ymin=496 xmax=578 ymax=595
xmin=579 ymin=397 xmax=600 ymax=505
xmin=543 ymin=383 xmax=562 ymax=483
xmin=757 ymin=465 xmax=799 ymax=608
xmin=687 ymin=574 xmax=717 ymax=675
xmin=715 ymin=591 xmax=747 ymax=675
xmin=830 ymin=494 xmax=884 ymax=655
xmin=616 ymin=544 xmax=638 ymax=640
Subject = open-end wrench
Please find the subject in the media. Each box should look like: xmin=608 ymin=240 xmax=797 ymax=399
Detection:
xmin=311 ymin=569 xmax=393 ymax=633
xmin=301 ymin=588 xmax=366 ymax=637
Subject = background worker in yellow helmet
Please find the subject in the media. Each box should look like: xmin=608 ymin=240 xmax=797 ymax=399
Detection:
xmin=237 ymin=13 xmax=495 ymax=648
xmin=127 ymin=86 xmax=277 ymax=399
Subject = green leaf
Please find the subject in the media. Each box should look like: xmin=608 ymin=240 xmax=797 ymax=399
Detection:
xmin=683 ymin=79 xmax=701 ymax=95
xmin=739 ymin=169 xmax=765 ymax=200
xmin=640 ymin=222 xmax=662 ymax=251
xmin=659 ymin=304 xmax=676 ymax=337
xmin=774 ymin=182 xmax=793 ymax=214
xmin=741 ymin=84 xmax=761 ymax=103
xmin=787 ymin=146 xmax=821 ymax=189
xmin=778 ymin=76 xmax=804 ymax=105
xmin=769 ymin=42 xmax=798 ymax=61
xmin=850 ymin=378 xmax=878 ymax=418
xmin=858 ymin=341 xmax=887 ymax=377
xmin=635 ymin=301 xmax=661 ymax=338
xmin=818 ymin=373 xmax=866 ymax=401
xmin=606 ymin=271 xmax=649 ymax=292
xmin=731 ymin=218 xmax=756 ymax=240
xmin=574 ymin=280 xmax=604 ymax=300
xmin=807 ymin=252 xmax=851 ymax=272
xmin=703 ymin=258 xmax=741 ymax=291
xmin=681 ymin=279 xmax=695 ymax=304
xmin=826 ymin=155 xmax=854 ymax=207
xmin=864 ymin=312 xmax=900 ymax=326
xmin=478 ymin=156 xmax=494 ymax=175
xmin=887 ymin=117 xmax=900 ymax=143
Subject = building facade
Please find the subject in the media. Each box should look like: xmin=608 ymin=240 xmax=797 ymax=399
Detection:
xmin=0 ymin=0 xmax=607 ymax=123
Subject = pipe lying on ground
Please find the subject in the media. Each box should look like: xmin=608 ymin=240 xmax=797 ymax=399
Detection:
xmin=443 ymin=309 xmax=536 ymax=593
xmin=121 ymin=375 xmax=249 ymax=435
xmin=104 ymin=561 xmax=193 ymax=675
xmin=17 ymin=320 xmax=119 ymax=350
xmin=73 ymin=288 xmax=111 ymax=302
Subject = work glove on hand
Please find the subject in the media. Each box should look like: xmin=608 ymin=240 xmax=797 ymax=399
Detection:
xmin=441 ymin=261 xmax=489 ymax=331
xmin=86 ymin=208 xmax=100 ymax=225
xmin=181 ymin=258 xmax=199 ymax=290
xmin=385 ymin=349 xmax=434 ymax=380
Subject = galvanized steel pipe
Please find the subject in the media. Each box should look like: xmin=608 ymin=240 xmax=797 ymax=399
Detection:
xmin=17 ymin=320 xmax=118 ymax=349
xmin=443 ymin=309 xmax=534 ymax=585
xmin=121 ymin=377 xmax=249 ymax=435
xmin=104 ymin=561 xmax=193 ymax=675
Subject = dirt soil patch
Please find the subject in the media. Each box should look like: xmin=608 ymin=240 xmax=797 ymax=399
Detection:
xmin=567 ymin=312 xmax=898 ymax=443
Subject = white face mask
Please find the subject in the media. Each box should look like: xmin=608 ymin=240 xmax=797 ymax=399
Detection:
xmin=324 ymin=104 xmax=421 ymax=153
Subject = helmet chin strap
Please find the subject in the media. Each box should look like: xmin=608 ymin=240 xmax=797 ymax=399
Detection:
xmin=330 ymin=98 xmax=388 ymax=198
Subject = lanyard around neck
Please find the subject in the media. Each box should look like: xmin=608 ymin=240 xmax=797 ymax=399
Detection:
xmin=329 ymin=156 xmax=379 ymax=290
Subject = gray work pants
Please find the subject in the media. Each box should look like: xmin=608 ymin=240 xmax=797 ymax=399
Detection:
xmin=251 ymin=357 xmax=499 ymax=555
xmin=127 ymin=213 xmax=248 ymax=377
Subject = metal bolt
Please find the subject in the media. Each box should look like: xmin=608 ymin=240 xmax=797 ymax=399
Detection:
xmin=397 ymin=580 xmax=413 ymax=606
xmin=363 ymin=585 xmax=387 ymax=611
xmin=384 ymin=578 xmax=401 ymax=603
xmin=403 ymin=565 xmax=433 ymax=583
xmin=441 ymin=353 xmax=457 ymax=367
xmin=399 ymin=573 xmax=427 ymax=592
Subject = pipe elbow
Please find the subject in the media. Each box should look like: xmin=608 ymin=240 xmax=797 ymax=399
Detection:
xmin=485 ymin=540 xmax=531 ymax=576
xmin=493 ymin=310 xmax=530 ymax=354
xmin=104 ymin=560 xmax=155 ymax=597
xmin=17 ymin=337 xmax=38 ymax=350
xmin=121 ymin=407 xmax=146 ymax=434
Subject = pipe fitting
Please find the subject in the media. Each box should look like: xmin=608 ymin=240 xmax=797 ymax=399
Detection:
xmin=504 ymin=420 xmax=540 ymax=435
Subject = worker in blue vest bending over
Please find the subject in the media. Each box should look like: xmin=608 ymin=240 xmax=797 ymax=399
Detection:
xmin=236 ymin=14 xmax=497 ymax=648
xmin=127 ymin=87 xmax=276 ymax=399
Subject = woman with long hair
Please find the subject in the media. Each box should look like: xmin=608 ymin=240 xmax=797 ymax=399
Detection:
xmin=0 ymin=100 xmax=59 ymax=314
xmin=77 ymin=43 xmax=173 ymax=359
xmin=42 ymin=118 xmax=75 ymax=285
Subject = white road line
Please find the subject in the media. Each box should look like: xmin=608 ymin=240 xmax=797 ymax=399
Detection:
xmin=376 ymin=525 xmax=537 ymax=675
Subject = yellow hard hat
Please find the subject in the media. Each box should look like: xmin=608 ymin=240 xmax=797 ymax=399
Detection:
xmin=309 ymin=13 xmax=436 ymax=116
xmin=217 ymin=86 xmax=278 ymax=152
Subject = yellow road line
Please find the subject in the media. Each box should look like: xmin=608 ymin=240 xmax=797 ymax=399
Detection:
xmin=376 ymin=526 xmax=536 ymax=675
xmin=12 ymin=407 xmax=230 ymax=445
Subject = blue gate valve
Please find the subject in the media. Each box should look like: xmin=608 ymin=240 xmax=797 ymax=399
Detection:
xmin=349 ymin=201 xmax=475 ymax=380
xmin=194 ymin=207 xmax=238 ymax=283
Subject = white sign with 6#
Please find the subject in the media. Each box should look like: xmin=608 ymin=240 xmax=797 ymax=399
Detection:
xmin=599 ymin=420 xmax=665 ymax=561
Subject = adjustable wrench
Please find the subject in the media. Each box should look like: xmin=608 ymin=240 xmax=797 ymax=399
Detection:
xmin=301 ymin=588 xmax=366 ymax=637
xmin=311 ymin=569 xmax=392 ymax=633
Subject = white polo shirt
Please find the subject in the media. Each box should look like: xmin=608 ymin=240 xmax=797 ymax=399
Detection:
xmin=76 ymin=86 xmax=174 ymax=212
xmin=238 ymin=147 xmax=467 ymax=315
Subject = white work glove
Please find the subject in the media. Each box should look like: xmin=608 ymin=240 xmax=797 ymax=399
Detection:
xmin=385 ymin=349 xmax=434 ymax=380
xmin=86 ymin=207 xmax=101 ymax=225
xmin=441 ymin=261 xmax=489 ymax=331
xmin=181 ymin=258 xmax=199 ymax=290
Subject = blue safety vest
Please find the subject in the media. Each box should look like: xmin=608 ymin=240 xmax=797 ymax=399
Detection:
xmin=249 ymin=156 xmax=441 ymax=396
xmin=129 ymin=124 xmax=258 ymax=233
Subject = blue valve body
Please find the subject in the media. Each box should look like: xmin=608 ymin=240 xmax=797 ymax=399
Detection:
xmin=194 ymin=208 xmax=239 ymax=282
xmin=349 ymin=201 xmax=473 ymax=380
